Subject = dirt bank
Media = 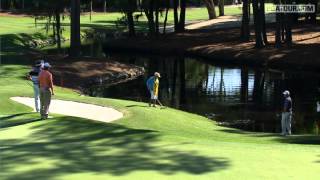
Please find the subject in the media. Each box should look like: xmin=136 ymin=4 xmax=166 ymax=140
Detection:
xmin=104 ymin=23 xmax=320 ymax=71
xmin=42 ymin=56 xmax=145 ymax=91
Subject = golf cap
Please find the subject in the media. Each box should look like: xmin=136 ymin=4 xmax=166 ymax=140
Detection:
xmin=44 ymin=62 xmax=51 ymax=68
xmin=154 ymin=72 xmax=161 ymax=78
xmin=283 ymin=90 xmax=290 ymax=96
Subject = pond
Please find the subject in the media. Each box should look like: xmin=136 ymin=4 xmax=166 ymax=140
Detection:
xmin=83 ymin=50 xmax=320 ymax=135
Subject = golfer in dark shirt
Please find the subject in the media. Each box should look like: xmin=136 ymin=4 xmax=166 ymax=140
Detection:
xmin=281 ymin=90 xmax=292 ymax=136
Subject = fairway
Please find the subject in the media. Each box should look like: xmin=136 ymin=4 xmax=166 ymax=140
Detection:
xmin=1 ymin=64 xmax=319 ymax=179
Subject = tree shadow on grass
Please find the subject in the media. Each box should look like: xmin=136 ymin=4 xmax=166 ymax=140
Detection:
xmin=0 ymin=33 xmax=46 ymax=53
xmin=218 ymin=129 xmax=249 ymax=134
xmin=276 ymin=135 xmax=320 ymax=145
xmin=0 ymin=113 xmax=31 ymax=121
xmin=217 ymin=128 xmax=320 ymax=145
xmin=315 ymin=155 xmax=320 ymax=163
xmin=0 ymin=65 xmax=30 ymax=77
xmin=33 ymin=21 xmax=149 ymax=33
xmin=125 ymin=104 xmax=149 ymax=108
xmin=0 ymin=33 xmax=44 ymax=66
xmin=0 ymin=113 xmax=42 ymax=128
xmin=1 ymin=116 xmax=230 ymax=179
xmin=218 ymin=128 xmax=278 ymax=137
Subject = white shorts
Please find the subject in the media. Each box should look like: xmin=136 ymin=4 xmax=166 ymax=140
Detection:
xmin=150 ymin=91 xmax=158 ymax=100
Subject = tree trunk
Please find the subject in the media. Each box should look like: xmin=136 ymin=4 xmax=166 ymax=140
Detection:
xmin=70 ymin=0 xmax=81 ymax=57
xmin=177 ymin=0 xmax=186 ymax=32
xmin=55 ymin=9 xmax=61 ymax=50
xmin=173 ymin=0 xmax=179 ymax=31
xmin=219 ymin=68 xmax=225 ymax=99
xmin=172 ymin=0 xmax=187 ymax=33
xmin=10 ymin=0 xmax=14 ymax=10
xmin=103 ymin=0 xmax=107 ymax=12
xmin=253 ymin=0 xmax=265 ymax=48
xmin=204 ymin=0 xmax=216 ymax=19
xmin=171 ymin=59 xmax=178 ymax=105
xmin=281 ymin=15 xmax=285 ymax=42
xmin=179 ymin=58 xmax=186 ymax=106
xmin=155 ymin=0 xmax=160 ymax=36
xmin=285 ymin=13 xmax=292 ymax=46
xmin=127 ymin=12 xmax=135 ymax=37
xmin=52 ymin=19 xmax=56 ymax=43
xmin=219 ymin=0 xmax=225 ymax=16
xmin=163 ymin=0 xmax=170 ymax=34
xmin=241 ymin=67 xmax=249 ymax=103
xmin=90 ymin=0 xmax=93 ymax=22
xmin=240 ymin=0 xmax=250 ymax=41
xmin=34 ymin=17 xmax=37 ymax=28
xmin=310 ymin=1 xmax=317 ymax=24
xmin=0 ymin=0 xmax=2 ymax=11
xmin=126 ymin=0 xmax=136 ymax=37
xmin=253 ymin=70 xmax=264 ymax=103
xmin=260 ymin=0 xmax=268 ymax=44
xmin=275 ymin=15 xmax=282 ymax=48
xmin=144 ymin=0 xmax=155 ymax=36
xmin=275 ymin=0 xmax=282 ymax=48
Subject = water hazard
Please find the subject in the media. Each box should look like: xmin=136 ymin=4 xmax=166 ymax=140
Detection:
xmin=84 ymin=53 xmax=320 ymax=134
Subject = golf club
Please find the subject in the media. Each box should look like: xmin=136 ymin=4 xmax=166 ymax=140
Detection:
xmin=26 ymin=81 xmax=33 ymax=87
xmin=157 ymin=99 xmax=166 ymax=109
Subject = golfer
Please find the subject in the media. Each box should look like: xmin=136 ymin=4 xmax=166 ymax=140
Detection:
xmin=39 ymin=62 xmax=54 ymax=119
xmin=146 ymin=72 xmax=161 ymax=107
xmin=27 ymin=60 xmax=43 ymax=112
xmin=281 ymin=90 xmax=293 ymax=136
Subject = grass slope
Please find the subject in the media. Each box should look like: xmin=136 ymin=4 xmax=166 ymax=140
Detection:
xmin=1 ymin=64 xmax=320 ymax=180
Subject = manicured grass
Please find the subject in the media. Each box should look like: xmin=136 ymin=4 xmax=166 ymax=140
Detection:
xmin=1 ymin=64 xmax=319 ymax=179
xmin=184 ymin=4 xmax=274 ymax=21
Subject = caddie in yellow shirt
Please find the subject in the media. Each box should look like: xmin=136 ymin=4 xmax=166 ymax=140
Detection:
xmin=146 ymin=72 xmax=161 ymax=107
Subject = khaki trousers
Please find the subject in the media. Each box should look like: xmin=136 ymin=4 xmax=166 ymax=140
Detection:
xmin=40 ymin=88 xmax=51 ymax=118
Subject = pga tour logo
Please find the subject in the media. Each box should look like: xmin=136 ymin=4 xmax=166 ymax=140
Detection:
xmin=275 ymin=4 xmax=316 ymax=13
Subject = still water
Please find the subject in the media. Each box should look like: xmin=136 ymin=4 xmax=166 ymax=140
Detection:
xmin=81 ymin=51 xmax=320 ymax=135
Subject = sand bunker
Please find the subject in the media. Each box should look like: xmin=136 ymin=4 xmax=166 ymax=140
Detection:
xmin=11 ymin=97 xmax=123 ymax=123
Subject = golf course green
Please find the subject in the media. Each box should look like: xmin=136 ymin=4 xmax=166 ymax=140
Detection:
xmin=0 ymin=4 xmax=320 ymax=177
xmin=1 ymin=64 xmax=319 ymax=179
